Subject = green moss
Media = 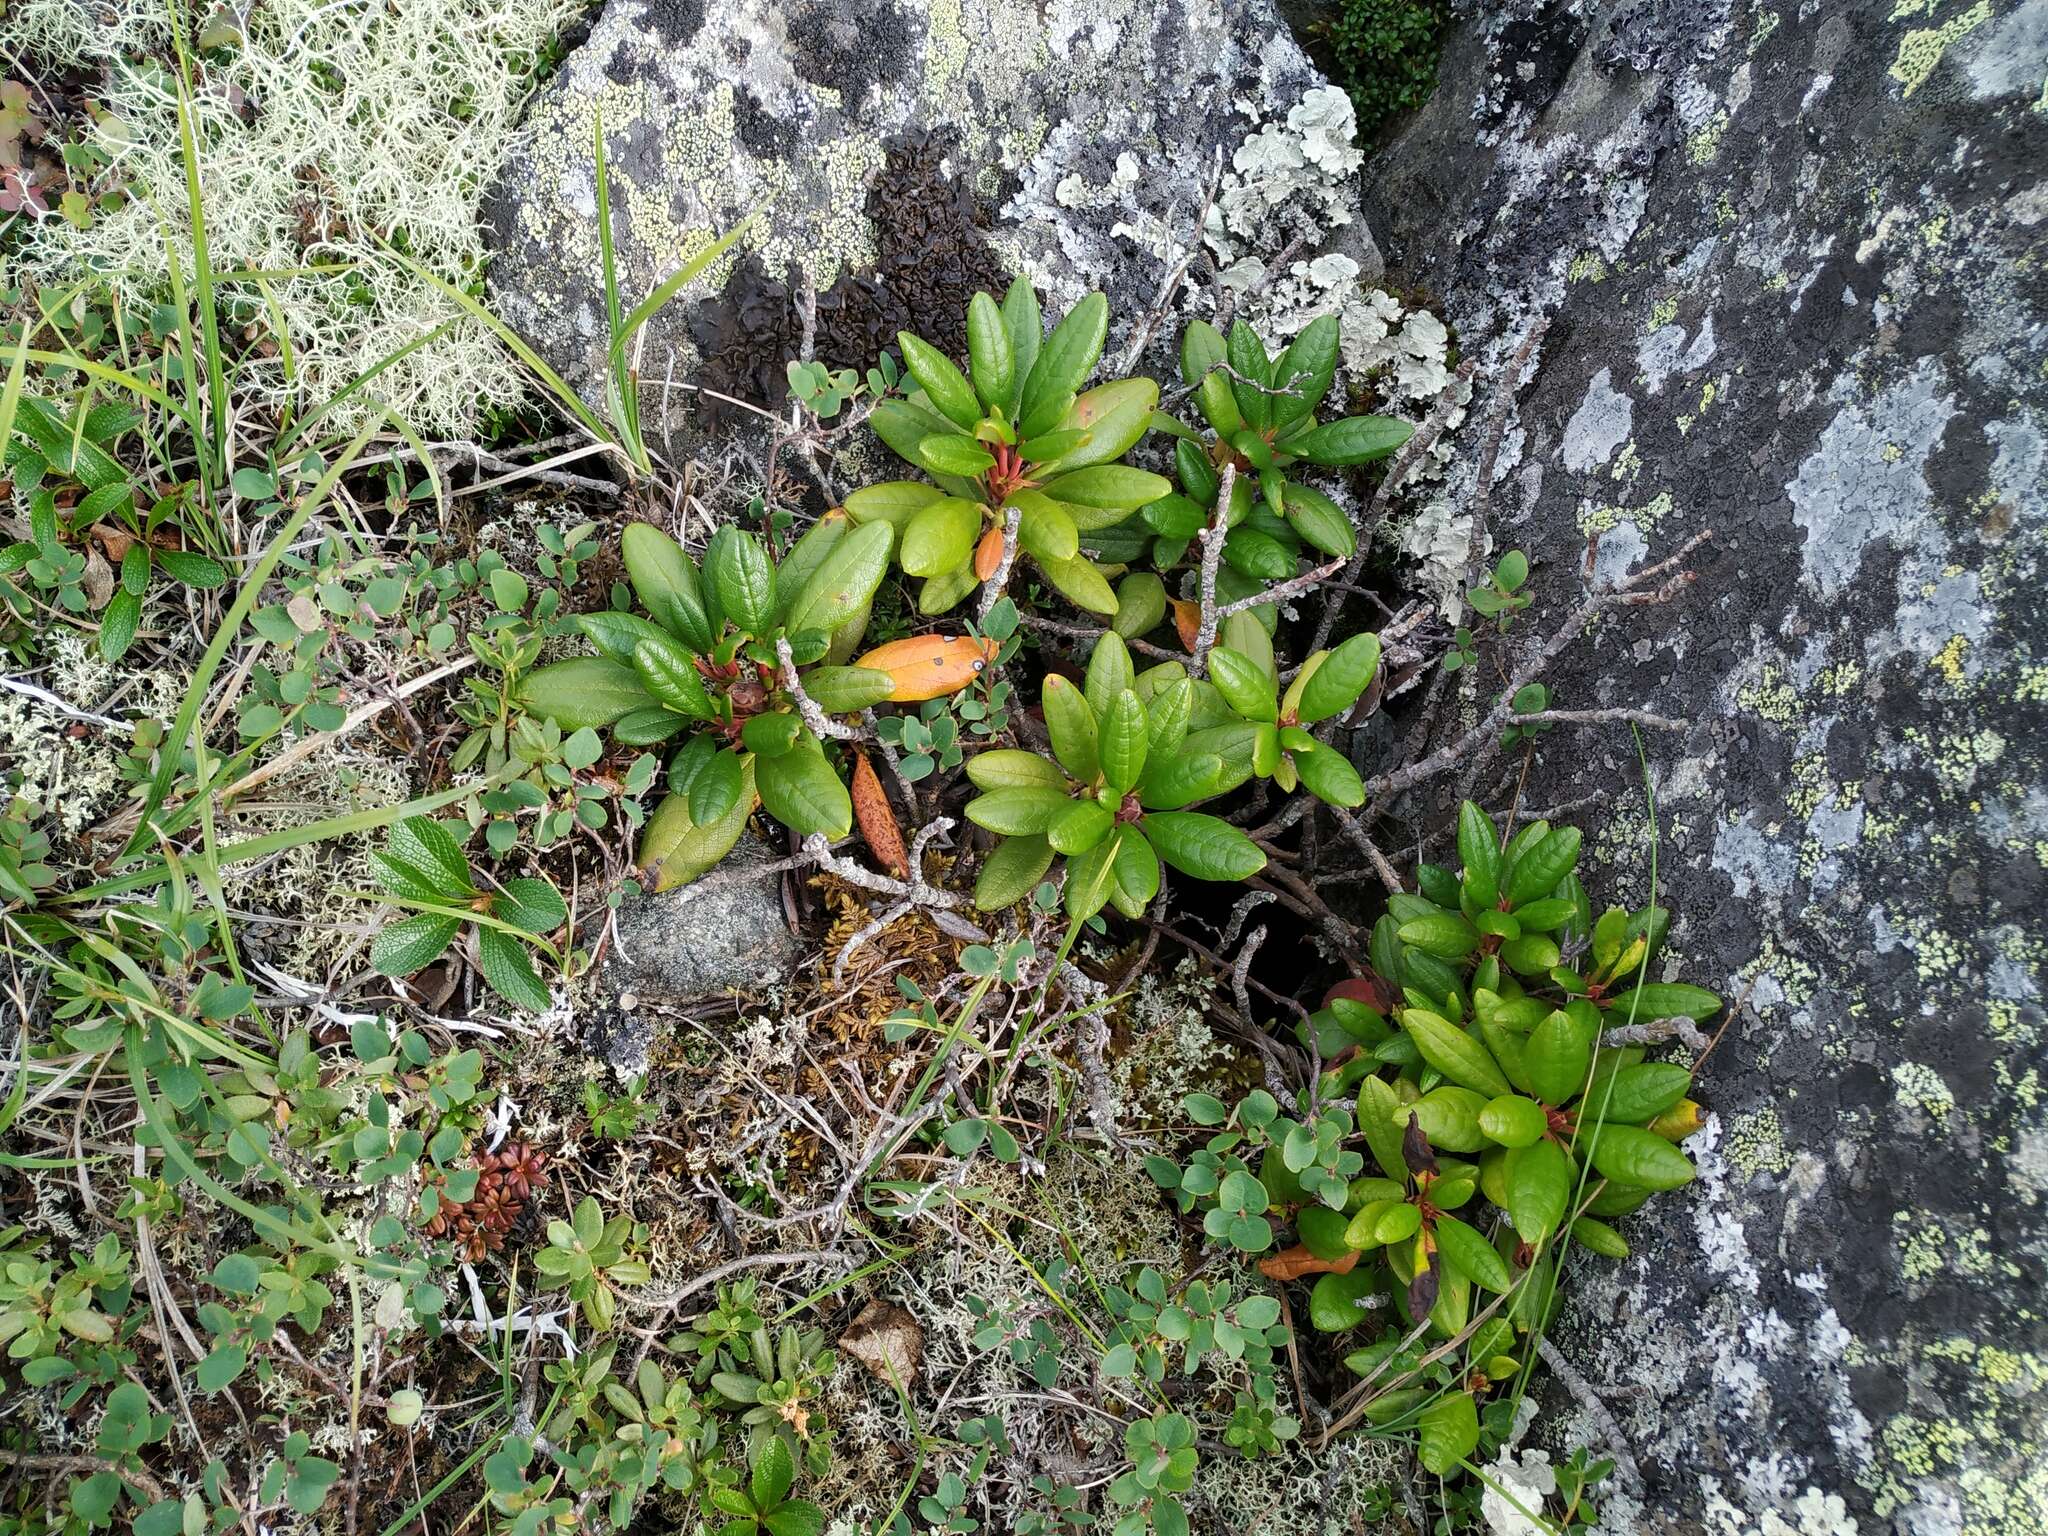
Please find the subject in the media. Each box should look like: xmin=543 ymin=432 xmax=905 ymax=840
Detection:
xmin=1316 ymin=0 xmax=1446 ymax=143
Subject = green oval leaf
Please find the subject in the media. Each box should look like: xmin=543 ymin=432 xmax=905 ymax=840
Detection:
xmin=1288 ymin=414 xmax=1415 ymax=466
xmin=1140 ymin=811 xmax=1265 ymax=881
xmin=516 ymin=657 xmax=654 ymax=729
xmin=900 ymin=497 xmax=982 ymax=578
xmin=754 ymin=740 xmax=851 ymax=838
xmin=897 ymin=330 xmax=981 ymax=430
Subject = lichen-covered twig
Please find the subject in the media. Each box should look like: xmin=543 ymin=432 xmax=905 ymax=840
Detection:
xmin=1536 ymin=1336 xmax=1646 ymax=1494
xmin=1308 ymin=361 xmax=1476 ymax=656
xmin=1326 ymin=805 xmax=1406 ymax=895
xmin=1189 ymin=462 xmax=1238 ymax=677
xmin=1367 ymin=529 xmax=1713 ymax=802
xmin=777 ymin=636 xmax=861 ymax=741
xmin=1018 ymin=613 xmax=1183 ymax=665
xmin=976 ymin=499 xmax=1023 ymax=625
xmin=1057 ymin=961 xmax=1125 ymax=1147
xmin=1602 ymin=1015 xmax=1712 ymax=1052
xmin=1214 ymin=554 xmax=1345 ymax=622
xmin=828 ymin=821 xmax=978 ymax=981
xmin=1463 ymin=318 xmax=1550 ymax=582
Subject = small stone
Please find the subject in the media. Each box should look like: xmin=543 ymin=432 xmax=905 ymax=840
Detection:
xmin=605 ymin=831 xmax=800 ymax=1003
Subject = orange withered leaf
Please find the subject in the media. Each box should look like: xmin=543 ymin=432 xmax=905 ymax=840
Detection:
xmin=851 ymin=751 xmax=907 ymax=878
xmin=974 ymin=526 xmax=1005 ymax=581
xmin=1171 ymin=599 xmax=1201 ymax=653
xmin=1257 ymin=1244 xmax=1361 ymax=1283
xmin=853 ymin=635 xmax=1000 ymax=702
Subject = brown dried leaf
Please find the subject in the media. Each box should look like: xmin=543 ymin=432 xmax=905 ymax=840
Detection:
xmin=1257 ymin=1243 xmax=1360 ymax=1283
xmin=90 ymin=524 xmax=135 ymax=562
xmin=840 ymin=1299 xmax=922 ymax=1389
xmin=1170 ymin=598 xmax=1201 ymax=653
xmin=851 ymin=750 xmax=907 ymax=878
xmin=81 ymin=545 xmax=114 ymax=610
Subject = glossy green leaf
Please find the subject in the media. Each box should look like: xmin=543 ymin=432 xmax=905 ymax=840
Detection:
xmin=1112 ymin=828 xmax=1161 ymax=915
xmin=901 ymin=497 xmax=982 ymax=578
xmin=1112 ymin=571 xmax=1167 ymax=639
xmin=966 ymin=292 xmax=1014 ymax=414
xmin=1279 ymin=479 xmax=1355 ymax=556
xmin=621 ymin=522 xmax=713 ymax=651
xmin=966 ymin=787 xmax=1074 ymax=837
xmin=1207 ymin=646 xmax=1277 ymax=722
xmin=1523 ymin=1008 xmax=1593 ymax=1107
xmin=1417 ymin=1391 xmax=1480 ymax=1475
xmin=1225 ymin=319 xmax=1271 ymax=432
xmin=1011 ymin=490 xmax=1079 ymax=563
xmin=1435 ymin=1214 xmax=1511 ymax=1294
xmin=974 ymin=833 xmax=1055 ymax=909
xmin=640 ymin=761 xmax=756 ymax=892
xmin=1401 ymin=1010 xmax=1510 ymax=1096
xmin=1589 ymin=1124 xmax=1696 ymax=1191
xmin=688 ymin=749 xmax=746 ymax=826
xmin=516 ymin=657 xmax=655 ymax=729
xmin=897 ymin=330 xmax=980 ymax=430
xmin=1296 ymin=632 xmax=1380 ymax=725
xmin=1268 ymin=314 xmax=1340 ymax=430
xmin=1083 ymin=631 xmax=1135 ymax=715
xmin=630 ymin=635 xmax=715 ymax=719
xmin=1506 ymin=1138 xmax=1570 ymax=1241
xmin=999 ymin=275 xmax=1042 ymax=416
xmin=1506 ymin=825 xmax=1582 ymax=906
xmin=1048 ymin=799 xmax=1114 ymax=854
xmin=1308 ymin=1268 xmax=1380 ymax=1333
xmin=1044 ymin=377 xmax=1158 ymax=469
xmin=1586 ymin=1062 xmax=1693 ymax=1124
xmin=1478 ymin=1094 xmax=1548 ymax=1148
xmin=801 ymin=665 xmax=896 ymax=713
xmin=1040 ymin=465 xmax=1173 ymax=510
xmin=1289 ymin=414 xmax=1414 ymax=466
xmin=915 ymin=434 xmax=996 ymax=478
xmin=572 ymin=609 xmax=677 ymax=664
xmin=1604 ymin=982 xmax=1723 ymax=1022
xmin=844 ymin=479 xmax=945 ymax=533
xmin=1039 ymin=552 xmax=1119 ymax=616
xmin=1292 ymin=739 xmax=1365 ymax=807
xmin=1140 ymin=811 xmax=1265 ymax=881
xmin=1097 ymin=690 xmax=1149 ymax=794
xmin=1399 ymin=912 xmax=1481 ymax=959
xmin=1042 ymin=674 xmax=1100 ymax=782
xmin=965 ymin=749 xmax=1068 ymax=791
xmin=754 ymin=740 xmax=851 ymax=838
xmin=786 ymin=520 xmax=892 ymax=635
xmin=1018 ymin=292 xmax=1108 ymax=437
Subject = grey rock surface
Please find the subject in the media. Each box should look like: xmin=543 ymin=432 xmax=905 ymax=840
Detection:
xmin=607 ymin=830 xmax=800 ymax=1006
xmin=485 ymin=0 xmax=1382 ymax=436
xmin=1366 ymin=3 xmax=2047 ymax=1530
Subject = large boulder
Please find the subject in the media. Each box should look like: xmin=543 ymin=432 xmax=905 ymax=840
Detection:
xmin=485 ymin=0 xmax=1382 ymax=435
xmin=1366 ymin=3 xmax=2048 ymax=1529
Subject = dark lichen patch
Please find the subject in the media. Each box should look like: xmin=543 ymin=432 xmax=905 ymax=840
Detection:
xmin=639 ymin=0 xmax=705 ymax=48
xmin=689 ymin=127 xmax=1010 ymax=433
xmin=788 ymin=0 xmax=915 ymax=109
